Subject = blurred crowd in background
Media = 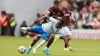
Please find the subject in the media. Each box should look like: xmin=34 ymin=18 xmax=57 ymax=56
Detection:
xmin=0 ymin=0 xmax=100 ymax=36
xmin=68 ymin=0 xmax=100 ymax=29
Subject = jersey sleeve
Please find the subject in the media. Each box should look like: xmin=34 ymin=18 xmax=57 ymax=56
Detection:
xmin=48 ymin=7 xmax=53 ymax=13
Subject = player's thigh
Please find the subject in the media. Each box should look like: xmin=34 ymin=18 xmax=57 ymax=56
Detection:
xmin=34 ymin=36 xmax=41 ymax=40
xmin=30 ymin=26 xmax=43 ymax=34
xmin=65 ymin=35 xmax=71 ymax=40
xmin=41 ymin=33 xmax=50 ymax=41
xmin=59 ymin=35 xmax=71 ymax=40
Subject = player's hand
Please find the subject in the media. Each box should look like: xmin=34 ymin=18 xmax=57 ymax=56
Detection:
xmin=21 ymin=30 xmax=27 ymax=34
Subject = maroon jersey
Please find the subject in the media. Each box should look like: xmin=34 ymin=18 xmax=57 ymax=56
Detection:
xmin=61 ymin=8 xmax=71 ymax=26
xmin=61 ymin=8 xmax=71 ymax=15
xmin=48 ymin=7 xmax=63 ymax=18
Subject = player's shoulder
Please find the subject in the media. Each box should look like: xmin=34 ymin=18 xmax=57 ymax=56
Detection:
xmin=49 ymin=6 xmax=54 ymax=8
xmin=48 ymin=7 xmax=54 ymax=10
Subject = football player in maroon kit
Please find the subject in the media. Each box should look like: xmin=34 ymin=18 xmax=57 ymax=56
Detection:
xmin=43 ymin=1 xmax=75 ymax=56
xmin=24 ymin=0 xmax=64 ymax=55
xmin=45 ymin=0 xmax=63 ymax=19
xmin=60 ymin=0 xmax=75 ymax=51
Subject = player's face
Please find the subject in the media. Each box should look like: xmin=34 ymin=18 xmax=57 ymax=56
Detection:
xmin=54 ymin=3 xmax=59 ymax=9
xmin=56 ymin=22 xmax=63 ymax=28
xmin=62 ymin=2 xmax=68 ymax=8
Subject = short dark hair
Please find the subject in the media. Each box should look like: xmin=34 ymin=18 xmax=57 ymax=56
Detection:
xmin=59 ymin=19 xmax=64 ymax=24
xmin=54 ymin=0 xmax=59 ymax=4
xmin=1 ymin=10 xmax=7 ymax=15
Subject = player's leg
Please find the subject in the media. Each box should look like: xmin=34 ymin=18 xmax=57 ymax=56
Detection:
xmin=65 ymin=36 xmax=73 ymax=51
xmin=60 ymin=35 xmax=71 ymax=48
xmin=25 ymin=36 xmax=41 ymax=54
xmin=43 ymin=34 xmax=70 ymax=55
xmin=25 ymin=26 xmax=44 ymax=54
xmin=33 ymin=39 xmax=47 ymax=54
xmin=33 ymin=33 xmax=50 ymax=54
xmin=64 ymin=36 xmax=70 ymax=48
xmin=60 ymin=35 xmax=73 ymax=52
xmin=21 ymin=26 xmax=42 ymax=34
xmin=60 ymin=26 xmax=74 ymax=51
xmin=31 ymin=36 xmax=41 ymax=47
xmin=46 ymin=34 xmax=54 ymax=48
xmin=43 ymin=34 xmax=55 ymax=55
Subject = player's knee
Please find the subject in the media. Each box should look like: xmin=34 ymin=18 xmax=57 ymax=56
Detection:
xmin=66 ymin=35 xmax=71 ymax=40
xmin=67 ymin=37 xmax=71 ymax=41
xmin=51 ymin=34 xmax=55 ymax=37
xmin=51 ymin=36 xmax=54 ymax=40
xmin=33 ymin=38 xmax=39 ymax=43
xmin=50 ymin=34 xmax=55 ymax=39
xmin=44 ymin=37 xmax=49 ymax=41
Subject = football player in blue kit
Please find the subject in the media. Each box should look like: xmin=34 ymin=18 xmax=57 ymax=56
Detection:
xmin=21 ymin=17 xmax=64 ymax=54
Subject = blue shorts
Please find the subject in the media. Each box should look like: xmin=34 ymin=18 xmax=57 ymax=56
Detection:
xmin=30 ymin=26 xmax=50 ymax=41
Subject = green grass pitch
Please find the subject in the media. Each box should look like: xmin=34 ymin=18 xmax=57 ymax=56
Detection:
xmin=0 ymin=36 xmax=100 ymax=56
